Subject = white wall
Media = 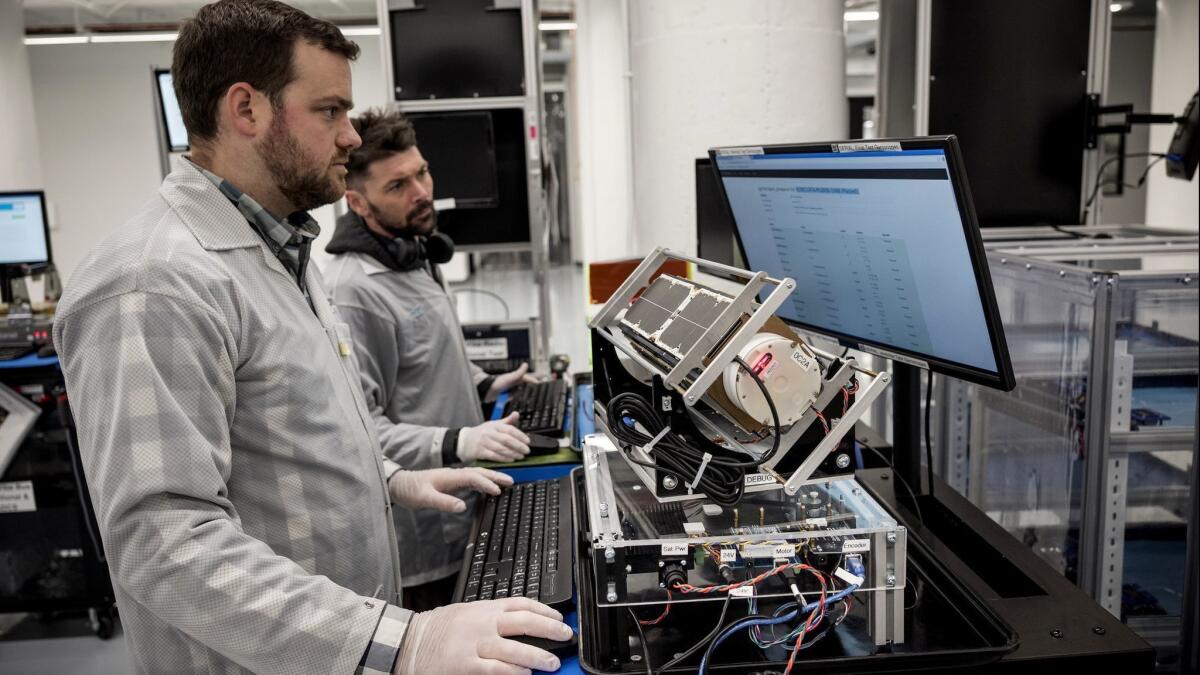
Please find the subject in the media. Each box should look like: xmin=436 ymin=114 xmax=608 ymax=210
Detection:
xmin=27 ymin=34 xmax=388 ymax=282
xmin=628 ymin=0 xmax=847 ymax=256
xmin=1144 ymin=0 xmax=1199 ymax=231
xmin=1100 ymin=26 xmax=1156 ymax=225
xmin=0 ymin=0 xmax=43 ymax=191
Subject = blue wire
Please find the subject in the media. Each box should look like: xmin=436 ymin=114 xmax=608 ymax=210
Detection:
xmin=698 ymin=584 xmax=860 ymax=674
xmin=698 ymin=610 xmax=799 ymax=674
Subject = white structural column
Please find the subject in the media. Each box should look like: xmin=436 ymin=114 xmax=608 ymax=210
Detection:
xmin=0 ymin=0 xmax=44 ymax=190
xmin=628 ymin=0 xmax=846 ymax=255
xmin=573 ymin=0 xmax=638 ymax=264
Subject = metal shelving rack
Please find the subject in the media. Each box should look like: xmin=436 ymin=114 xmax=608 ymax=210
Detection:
xmin=931 ymin=230 xmax=1198 ymax=662
xmin=376 ymin=0 xmax=553 ymax=363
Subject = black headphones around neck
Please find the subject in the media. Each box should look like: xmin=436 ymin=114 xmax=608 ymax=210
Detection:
xmin=389 ymin=231 xmax=455 ymax=270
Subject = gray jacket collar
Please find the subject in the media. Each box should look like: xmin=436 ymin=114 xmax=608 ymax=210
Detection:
xmin=159 ymin=158 xmax=302 ymax=285
xmin=159 ymin=158 xmax=272 ymax=252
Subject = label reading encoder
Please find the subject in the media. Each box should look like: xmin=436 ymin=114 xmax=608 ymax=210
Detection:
xmin=842 ymin=539 xmax=870 ymax=554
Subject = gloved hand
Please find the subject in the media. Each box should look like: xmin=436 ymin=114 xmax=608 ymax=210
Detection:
xmin=459 ymin=412 xmax=531 ymax=462
xmin=387 ymin=467 xmax=513 ymax=513
xmin=393 ymin=597 xmax=573 ymax=675
xmin=485 ymin=362 xmax=540 ymax=402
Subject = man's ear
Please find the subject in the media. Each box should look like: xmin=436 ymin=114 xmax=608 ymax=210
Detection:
xmin=223 ymin=82 xmax=269 ymax=139
xmin=345 ymin=188 xmax=369 ymax=217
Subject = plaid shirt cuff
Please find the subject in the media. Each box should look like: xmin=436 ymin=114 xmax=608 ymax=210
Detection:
xmin=381 ymin=458 xmax=404 ymax=482
xmin=356 ymin=604 xmax=411 ymax=674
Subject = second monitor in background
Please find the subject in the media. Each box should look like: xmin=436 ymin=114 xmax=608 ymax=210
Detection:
xmin=408 ymin=109 xmax=531 ymax=250
xmin=694 ymin=157 xmax=744 ymax=269
xmin=407 ymin=111 xmax=499 ymax=209
xmin=153 ymin=69 xmax=188 ymax=153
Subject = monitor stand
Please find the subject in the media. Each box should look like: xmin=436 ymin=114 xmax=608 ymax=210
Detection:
xmin=1 ymin=266 xmax=15 ymax=305
xmin=890 ymin=363 xmax=924 ymax=493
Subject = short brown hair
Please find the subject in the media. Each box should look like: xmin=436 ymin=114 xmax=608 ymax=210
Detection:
xmin=172 ymin=0 xmax=360 ymax=143
xmin=346 ymin=109 xmax=419 ymax=188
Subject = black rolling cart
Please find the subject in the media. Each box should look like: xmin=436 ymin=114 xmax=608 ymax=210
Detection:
xmin=0 ymin=353 xmax=115 ymax=639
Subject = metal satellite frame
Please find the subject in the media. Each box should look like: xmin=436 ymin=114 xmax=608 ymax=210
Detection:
xmin=588 ymin=248 xmax=891 ymax=501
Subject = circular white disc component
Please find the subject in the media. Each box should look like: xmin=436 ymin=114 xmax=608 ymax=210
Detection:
xmin=723 ymin=333 xmax=822 ymax=428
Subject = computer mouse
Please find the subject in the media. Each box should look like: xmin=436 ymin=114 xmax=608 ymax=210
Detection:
xmin=37 ymin=343 xmax=57 ymax=358
xmin=527 ymin=433 xmax=561 ymax=455
xmin=549 ymin=353 xmax=571 ymax=377
xmin=509 ymin=632 xmax=578 ymax=660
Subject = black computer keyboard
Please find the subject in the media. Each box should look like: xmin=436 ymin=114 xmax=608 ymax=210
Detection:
xmin=0 ymin=345 xmax=35 ymax=361
xmin=474 ymin=357 xmax=526 ymax=375
xmin=504 ymin=379 xmax=569 ymax=436
xmin=452 ymin=476 xmax=573 ymax=611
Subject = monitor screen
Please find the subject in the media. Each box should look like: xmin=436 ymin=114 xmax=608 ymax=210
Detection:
xmin=710 ymin=136 xmax=1013 ymax=390
xmin=408 ymin=111 xmax=500 ymax=209
xmin=155 ymin=69 xmax=189 ymax=152
xmin=0 ymin=191 xmax=51 ymax=266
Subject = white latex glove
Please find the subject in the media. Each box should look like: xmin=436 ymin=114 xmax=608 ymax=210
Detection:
xmin=393 ymin=597 xmax=573 ymax=675
xmin=387 ymin=467 xmax=513 ymax=513
xmin=485 ymin=362 xmax=540 ymax=402
xmin=459 ymin=412 xmax=531 ymax=462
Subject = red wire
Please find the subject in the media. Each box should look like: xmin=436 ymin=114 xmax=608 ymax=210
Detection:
xmin=674 ymin=562 xmax=815 ymax=595
xmin=811 ymin=406 xmax=830 ymax=435
xmin=636 ymin=590 xmax=671 ymax=626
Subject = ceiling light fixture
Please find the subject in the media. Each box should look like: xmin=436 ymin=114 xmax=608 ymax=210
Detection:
xmin=844 ymin=10 xmax=880 ymax=22
xmin=25 ymin=25 xmax=380 ymax=46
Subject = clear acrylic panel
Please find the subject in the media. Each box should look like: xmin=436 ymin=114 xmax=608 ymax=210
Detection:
xmin=582 ymin=439 xmax=906 ymax=607
xmin=964 ymin=258 xmax=1097 ymax=577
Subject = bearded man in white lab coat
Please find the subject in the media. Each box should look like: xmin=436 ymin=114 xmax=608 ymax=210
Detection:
xmin=52 ymin=1 xmax=572 ymax=673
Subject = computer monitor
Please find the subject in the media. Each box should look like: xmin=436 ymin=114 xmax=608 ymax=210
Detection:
xmin=695 ymin=157 xmax=745 ymax=269
xmin=0 ymin=191 xmax=51 ymax=266
xmin=154 ymin=69 xmax=189 ymax=152
xmin=407 ymin=111 xmax=500 ymax=209
xmin=709 ymin=136 xmax=1014 ymax=391
xmin=406 ymin=108 xmax=530 ymax=250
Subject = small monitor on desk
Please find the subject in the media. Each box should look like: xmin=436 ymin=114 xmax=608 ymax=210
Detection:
xmin=0 ymin=191 xmax=51 ymax=267
xmin=709 ymin=136 xmax=1014 ymax=390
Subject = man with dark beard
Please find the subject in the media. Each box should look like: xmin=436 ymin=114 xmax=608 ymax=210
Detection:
xmin=324 ymin=109 xmax=536 ymax=611
xmin=51 ymin=1 xmax=571 ymax=673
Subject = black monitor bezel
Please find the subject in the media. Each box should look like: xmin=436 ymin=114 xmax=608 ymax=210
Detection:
xmin=153 ymin=68 xmax=189 ymax=153
xmin=708 ymin=135 xmax=1015 ymax=392
xmin=0 ymin=190 xmax=53 ymax=267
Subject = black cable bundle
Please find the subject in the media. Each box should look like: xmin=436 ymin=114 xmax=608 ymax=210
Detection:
xmin=605 ymin=357 xmax=782 ymax=507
